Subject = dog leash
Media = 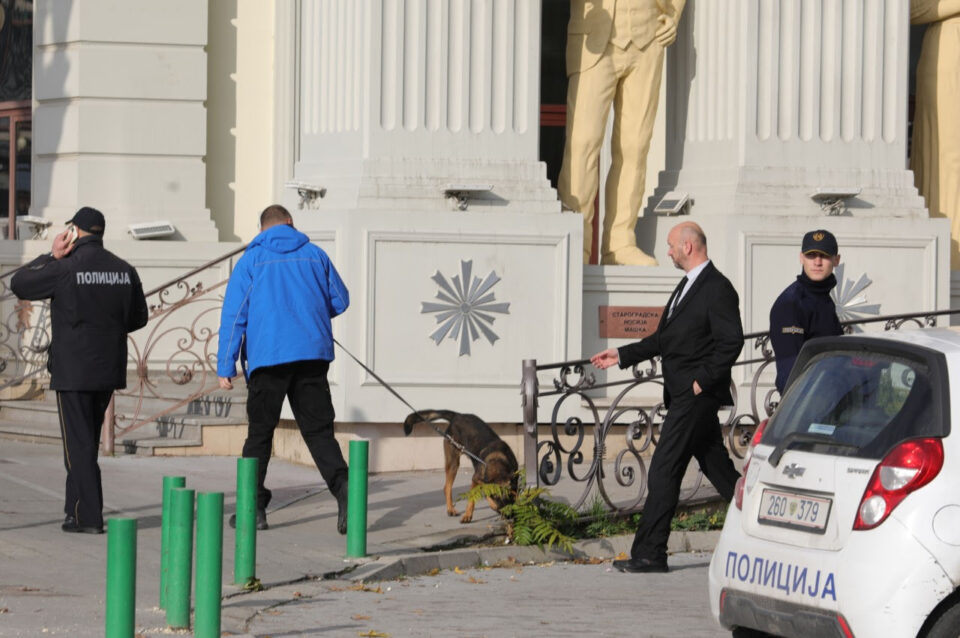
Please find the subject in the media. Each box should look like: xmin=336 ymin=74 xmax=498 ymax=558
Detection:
xmin=333 ymin=338 xmax=486 ymax=467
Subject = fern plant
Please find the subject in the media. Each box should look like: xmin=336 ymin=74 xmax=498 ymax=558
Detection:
xmin=458 ymin=471 xmax=578 ymax=553
xmin=459 ymin=473 xmax=727 ymax=553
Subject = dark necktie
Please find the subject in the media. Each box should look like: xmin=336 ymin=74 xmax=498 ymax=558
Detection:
xmin=668 ymin=276 xmax=688 ymax=318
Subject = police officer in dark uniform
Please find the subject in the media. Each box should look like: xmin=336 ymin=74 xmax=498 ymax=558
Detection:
xmin=12 ymin=207 xmax=148 ymax=533
xmin=769 ymin=229 xmax=843 ymax=395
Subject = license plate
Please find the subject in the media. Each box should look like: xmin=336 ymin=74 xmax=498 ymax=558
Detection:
xmin=758 ymin=489 xmax=831 ymax=534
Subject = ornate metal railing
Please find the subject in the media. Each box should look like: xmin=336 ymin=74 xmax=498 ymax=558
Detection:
xmin=0 ymin=245 xmax=247 ymax=439
xmin=0 ymin=266 xmax=50 ymax=393
xmin=114 ymin=245 xmax=247 ymax=436
xmin=519 ymin=308 xmax=960 ymax=514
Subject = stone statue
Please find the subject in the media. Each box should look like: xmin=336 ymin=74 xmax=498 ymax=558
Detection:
xmin=558 ymin=0 xmax=686 ymax=266
xmin=911 ymin=0 xmax=960 ymax=268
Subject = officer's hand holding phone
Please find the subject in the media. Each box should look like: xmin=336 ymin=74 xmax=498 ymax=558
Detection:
xmin=52 ymin=225 xmax=79 ymax=260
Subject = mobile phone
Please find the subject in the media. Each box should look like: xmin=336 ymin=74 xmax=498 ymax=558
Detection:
xmin=66 ymin=225 xmax=79 ymax=244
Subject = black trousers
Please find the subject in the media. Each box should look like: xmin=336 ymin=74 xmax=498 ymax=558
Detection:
xmin=630 ymin=393 xmax=740 ymax=562
xmin=57 ymin=390 xmax=113 ymax=528
xmin=243 ymin=360 xmax=348 ymax=510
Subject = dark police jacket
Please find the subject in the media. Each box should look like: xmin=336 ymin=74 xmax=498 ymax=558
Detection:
xmin=769 ymin=273 xmax=843 ymax=394
xmin=617 ymin=261 xmax=744 ymax=408
xmin=11 ymin=236 xmax=148 ymax=391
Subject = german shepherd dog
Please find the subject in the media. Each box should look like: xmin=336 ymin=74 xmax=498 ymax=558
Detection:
xmin=404 ymin=410 xmax=518 ymax=523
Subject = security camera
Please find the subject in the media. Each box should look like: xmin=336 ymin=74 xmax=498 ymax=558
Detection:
xmin=811 ymin=187 xmax=861 ymax=215
xmin=16 ymin=215 xmax=54 ymax=240
xmin=443 ymin=183 xmax=493 ymax=210
xmin=285 ymin=182 xmax=327 ymax=209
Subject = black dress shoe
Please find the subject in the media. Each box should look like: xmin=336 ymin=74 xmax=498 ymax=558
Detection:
xmin=62 ymin=515 xmax=104 ymax=534
xmin=335 ymin=481 xmax=348 ymax=535
xmin=612 ymin=557 xmax=668 ymax=573
xmin=228 ymin=509 xmax=268 ymax=530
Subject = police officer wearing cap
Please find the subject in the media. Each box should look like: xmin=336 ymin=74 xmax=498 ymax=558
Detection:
xmin=11 ymin=207 xmax=148 ymax=533
xmin=769 ymin=229 xmax=843 ymax=395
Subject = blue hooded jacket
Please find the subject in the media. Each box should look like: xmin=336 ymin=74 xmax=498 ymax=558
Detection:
xmin=217 ymin=224 xmax=349 ymax=378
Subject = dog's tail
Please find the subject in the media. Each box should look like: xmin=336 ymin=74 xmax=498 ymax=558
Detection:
xmin=403 ymin=409 xmax=458 ymax=436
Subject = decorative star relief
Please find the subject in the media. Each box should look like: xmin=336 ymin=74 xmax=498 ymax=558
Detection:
xmin=831 ymin=263 xmax=880 ymax=331
xmin=421 ymin=260 xmax=510 ymax=356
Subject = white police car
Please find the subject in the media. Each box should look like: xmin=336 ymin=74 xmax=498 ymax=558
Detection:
xmin=709 ymin=329 xmax=960 ymax=638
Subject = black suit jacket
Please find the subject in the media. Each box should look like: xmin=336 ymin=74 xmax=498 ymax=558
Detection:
xmin=617 ymin=261 xmax=743 ymax=408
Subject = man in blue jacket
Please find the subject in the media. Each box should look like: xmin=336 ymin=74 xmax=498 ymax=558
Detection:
xmin=217 ymin=205 xmax=350 ymax=533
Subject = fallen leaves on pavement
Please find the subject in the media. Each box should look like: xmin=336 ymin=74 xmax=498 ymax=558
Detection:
xmin=573 ymin=556 xmax=605 ymax=565
xmin=327 ymin=583 xmax=383 ymax=594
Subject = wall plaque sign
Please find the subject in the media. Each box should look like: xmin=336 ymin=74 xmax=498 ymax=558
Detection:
xmin=598 ymin=306 xmax=663 ymax=339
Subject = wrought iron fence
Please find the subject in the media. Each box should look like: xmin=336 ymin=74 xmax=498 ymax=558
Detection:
xmin=520 ymin=308 xmax=960 ymax=514
xmin=114 ymin=245 xmax=246 ymax=436
xmin=0 ymin=268 xmax=51 ymax=392
xmin=0 ymin=245 xmax=247 ymax=439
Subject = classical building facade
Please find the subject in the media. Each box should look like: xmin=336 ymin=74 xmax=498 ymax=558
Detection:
xmin=2 ymin=1 xmax=952 ymax=471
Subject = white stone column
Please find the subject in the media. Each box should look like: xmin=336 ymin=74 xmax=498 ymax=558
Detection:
xmin=287 ymin=0 xmax=581 ymax=424
xmin=32 ymin=0 xmax=217 ymax=240
xmin=292 ymin=0 xmax=558 ymax=213
xmin=654 ymin=0 xmax=923 ymax=216
xmin=610 ymin=0 xmax=951 ymax=405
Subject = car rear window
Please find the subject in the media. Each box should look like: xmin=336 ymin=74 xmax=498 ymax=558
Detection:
xmin=765 ymin=345 xmax=948 ymax=460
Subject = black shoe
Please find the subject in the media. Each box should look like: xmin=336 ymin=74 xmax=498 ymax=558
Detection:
xmin=228 ymin=509 xmax=268 ymax=531
xmin=612 ymin=557 xmax=668 ymax=573
xmin=336 ymin=482 xmax=348 ymax=535
xmin=61 ymin=515 xmax=104 ymax=535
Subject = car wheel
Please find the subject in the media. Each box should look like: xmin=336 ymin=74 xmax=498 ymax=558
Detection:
xmin=923 ymin=601 xmax=960 ymax=638
xmin=731 ymin=628 xmax=774 ymax=638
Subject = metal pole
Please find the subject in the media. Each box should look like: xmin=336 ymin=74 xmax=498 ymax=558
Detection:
xmin=194 ymin=492 xmax=224 ymax=638
xmin=159 ymin=475 xmax=186 ymax=609
xmin=345 ymin=440 xmax=369 ymax=558
xmin=105 ymin=518 xmax=137 ymax=638
xmin=166 ymin=487 xmax=195 ymax=630
xmin=233 ymin=457 xmax=258 ymax=585
xmin=521 ymin=359 xmax=539 ymax=488
xmin=101 ymin=393 xmax=116 ymax=455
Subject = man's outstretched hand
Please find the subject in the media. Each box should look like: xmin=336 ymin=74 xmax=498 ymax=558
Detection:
xmin=591 ymin=348 xmax=620 ymax=370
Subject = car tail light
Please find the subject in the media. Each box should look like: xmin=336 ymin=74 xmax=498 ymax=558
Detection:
xmin=853 ymin=438 xmax=944 ymax=530
xmin=734 ymin=419 xmax=769 ymax=510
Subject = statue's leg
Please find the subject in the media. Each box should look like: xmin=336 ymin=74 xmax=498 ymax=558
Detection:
xmin=558 ymin=49 xmax=617 ymax=264
xmin=601 ymin=43 xmax=666 ymax=266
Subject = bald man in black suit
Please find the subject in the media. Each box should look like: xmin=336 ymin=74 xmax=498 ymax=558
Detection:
xmin=591 ymin=221 xmax=743 ymax=573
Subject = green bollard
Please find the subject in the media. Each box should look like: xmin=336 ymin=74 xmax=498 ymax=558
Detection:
xmin=346 ymin=440 xmax=369 ymax=558
xmin=195 ymin=492 xmax=224 ymax=638
xmin=160 ymin=475 xmax=186 ymax=609
xmin=105 ymin=518 xmax=137 ymax=638
xmin=166 ymin=487 xmax=195 ymax=630
xmin=233 ymin=457 xmax=258 ymax=586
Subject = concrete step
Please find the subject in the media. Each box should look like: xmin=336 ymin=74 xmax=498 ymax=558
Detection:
xmin=0 ymin=418 xmax=62 ymax=444
xmin=0 ymin=386 xmax=246 ymax=422
xmin=0 ymin=401 xmax=61 ymax=425
xmin=118 ymin=436 xmax=203 ymax=456
xmin=0 ymin=372 xmax=249 ymax=456
xmin=0 ymin=401 xmax=246 ymax=451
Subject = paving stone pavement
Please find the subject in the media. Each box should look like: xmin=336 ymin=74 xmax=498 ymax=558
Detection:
xmin=0 ymin=438 xmax=730 ymax=637
xmin=234 ymin=553 xmax=727 ymax=638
